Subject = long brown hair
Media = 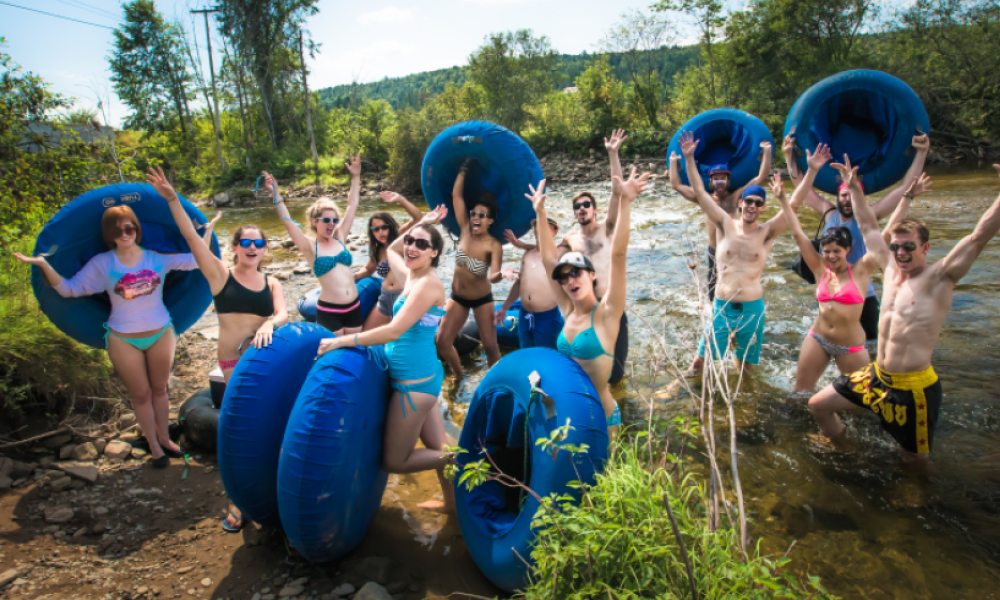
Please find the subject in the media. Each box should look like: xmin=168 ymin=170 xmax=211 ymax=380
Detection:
xmin=101 ymin=206 xmax=142 ymax=248
xmin=230 ymin=224 xmax=269 ymax=270
xmin=367 ymin=212 xmax=401 ymax=262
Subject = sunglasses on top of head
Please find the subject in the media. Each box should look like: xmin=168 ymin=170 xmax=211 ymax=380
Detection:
xmin=239 ymin=238 xmax=267 ymax=249
xmin=317 ymin=216 xmax=341 ymax=225
xmin=555 ymin=267 xmax=587 ymax=284
xmin=118 ymin=224 xmax=137 ymax=237
xmin=573 ymin=200 xmax=593 ymax=211
xmin=370 ymin=224 xmax=390 ymax=233
xmin=403 ymin=235 xmax=432 ymax=251
xmin=742 ymin=198 xmax=765 ymax=208
xmin=889 ymin=241 xmax=919 ymax=253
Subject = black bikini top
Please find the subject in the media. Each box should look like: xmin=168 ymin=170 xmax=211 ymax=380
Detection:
xmin=214 ymin=271 xmax=273 ymax=318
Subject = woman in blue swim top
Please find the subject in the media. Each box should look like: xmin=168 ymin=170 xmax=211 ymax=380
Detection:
xmin=14 ymin=204 xmax=195 ymax=469
xmin=268 ymin=157 xmax=362 ymax=335
xmin=317 ymin=205 xmax=456 ymax=512
xmin=531 ymin=169 xmax=650 ymax=436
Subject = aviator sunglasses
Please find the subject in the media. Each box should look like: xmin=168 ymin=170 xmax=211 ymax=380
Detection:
xmin=573 ymin=200 xmax=593 ymax=211
xmin=555 ymin=267 xmax=586 ymax=284
xmin=889 ymin=241 xmax=919 ymax=253
xmin=118 ymin=224 xmax=137 ymax=237
xmin=370 ymin=224 xmax=390 ymax=233
xmin=317 ymin=216 xmax=341 ymax=225
xmin=403 ymin=235 xmax=432 ymax=251
xmin=239 ymin=238 xmax=267 ymax=249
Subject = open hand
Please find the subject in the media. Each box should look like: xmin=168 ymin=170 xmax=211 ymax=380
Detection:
xmin=317 ymin=337 xmax=345 ymax=357
xmin=525 ymin=179 xmax=547 ymax=212
xmin=253 ymin=321 xmax=274 ymax=349
xmin=613 ymin=167 xmax=651 ymax=202
xmin=830 ymin=154 xmax=860 ymax=188
xmin=782 ymin=134 xmax=795 ymax=157
xmin=205 ymin=211 xmax=223 ymax=232
xmin=769 ymin=172 xmax=785 ymax=199
xmin=262 ymin=171 xmax=278 ymax=195
xmin=912 ymin=134 xmax=930 ymax=152
xmin=379 ymin=191 xmax=405 ymax=204
xmin=345 ymin=154 xmax=362 ymax=178
xmin=146 ymin=167 xmax=178 ymax=202
xmin=494 ymin=307 xmax=508 ymax=327
xmin=669 ymin=151 xmax=681 ymax=164
xmin=679 ymin=131 xmax=699 ymax=158
xmin=500 ymin=266 xmax=520 ymax=281
xmin=806 ymin=143 xmax=832 ymax=171
xmin=12 ymin=252 xmax=48 ymax=267
xmin=419 ymin=205 xmax=448 ymax=226
xmin=604 ymin=129 xmax=627 ymax=153
xmin=906 ymin=172 xmax=933 ymax=197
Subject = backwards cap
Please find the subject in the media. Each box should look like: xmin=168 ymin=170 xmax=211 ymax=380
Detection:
xmin=709 ymin=164 xmax=730 ymax=176
xmin=741 ymin=185 xmax=767 ymax=201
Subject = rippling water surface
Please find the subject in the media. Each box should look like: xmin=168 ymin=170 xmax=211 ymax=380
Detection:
xmin=203 ymin=164 xmax=1000 ymax=599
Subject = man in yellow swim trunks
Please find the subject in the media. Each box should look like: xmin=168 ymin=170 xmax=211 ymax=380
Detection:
xmin=809 ymin=164 xmax=1000 ymax=463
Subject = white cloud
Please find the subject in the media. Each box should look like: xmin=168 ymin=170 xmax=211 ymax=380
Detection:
xmin=357 ymin=7 xmax=415 ymax=24
xmin=463 ymin=0 xmax=543 ymax=4
xmin=311 ymin=39 xmax=435 ymax=88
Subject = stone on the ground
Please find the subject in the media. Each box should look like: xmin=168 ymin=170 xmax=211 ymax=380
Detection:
xmin=93 ymin=506 xmax=108 ymax=516
xmin=176 ymin=566 xmax=195 ymax=575
xmin=70 ymin=442 xmax=98 ymax=461
xmin=200 ymin=577 xmax=211 ymax=587
xmin=278 ymin=584 xmax=303 ymax=597
xmin=41 ymin=432 xmax=73 ymax=449
xmin=50 ymin=476 xmax=72 ymax=491
xmin=38 ymin=455 xmax=55 ymax=468
xmin=73 ymin=526 xmax=88 ymax=538
xmin=251 ymin=594 xmax=261 ymax=600
xmin=104 ymin=441 xmax=132 ymax=459
xmin=56 ymin=462 xmax=98 ymax=483
xmin=356 ymin=557 xmax=392 ymax=584
xmin=44 ymin=506 xmax=74 ymax=524
xmin=9 ymin=460 xmax=33 ymax=478
xmin=94 ymin=439 xmax=107 ymax=454
xmin=0 ymin=568 xmax=17 ymax=588
xmin=353 ymin=582 xmax=392 ymax=600
xmin=90 ymin=522 xmax=107 ymax=535
xmin=119 ymin=412 xmax=137 ymax=429
xmin=59 ymin=443 xmax=77 ymax=459
xmin=0 ymin=473 xmax=11 ymax=489
xmin=0 ymin=457 xmax=12 ymax=476
xmin=332 ymin=583 xmax=354 ymax=596
xmin=384 ymin=582 xmax=406 ymax=594
xmin=131 ymin=447 xmax=148 ymax=459
xmin=214 ymin=192 xmax=232 ymax=207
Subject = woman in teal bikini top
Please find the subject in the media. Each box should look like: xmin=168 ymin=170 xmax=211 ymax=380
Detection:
xmin=313 ymin=237 xmax=352 ymax=277
xmin=315 ymin=208 xmax=458 ymax=513
xmin=532 ymin=168 xmax=651 ymax=437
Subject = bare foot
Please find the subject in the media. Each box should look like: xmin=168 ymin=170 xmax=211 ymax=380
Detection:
xmin=416 ymin=500 xmax=455 ymax=514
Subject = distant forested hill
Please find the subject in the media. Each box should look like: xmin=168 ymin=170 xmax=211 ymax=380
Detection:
xmin=316 ymin=45 xmax=701 ymax=110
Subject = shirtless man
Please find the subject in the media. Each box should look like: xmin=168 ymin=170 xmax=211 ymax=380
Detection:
xmin=558 ymin=129 xmax=630 ymax=384
xmin=680 ymin=131 xmax=823 ymax=376
xmin=670 ymin=139 xmax=773 ymax=301
xmin=809 ymin=164 xmax=1000 ymax=463
xmin=786 ymin=133 xmax=930 ymax=351
xmin=498 ymin=217 xmax=563 ymax=350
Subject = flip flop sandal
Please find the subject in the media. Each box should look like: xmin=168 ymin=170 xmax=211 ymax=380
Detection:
xmin=222 ymin=509 xmax=245 ymax=533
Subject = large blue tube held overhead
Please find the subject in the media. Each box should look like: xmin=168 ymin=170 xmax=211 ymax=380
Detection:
xmin=667 ymin=108 xmax=775 ymax=191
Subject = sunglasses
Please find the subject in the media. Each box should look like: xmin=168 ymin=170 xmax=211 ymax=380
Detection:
xmin=555 ymin=267 xmax=587 ymax=284
xmin=239 ymin=239 xmax=267 ymax=249
xmin=742 ymin=198 xmax=766 ymax=208
xmin=118 ymin=224 xmax=137 ymax=237
xmin=317 ymin=216 xmax=341 ymax=225
xmin=889 ymin=242 xmax=919 ymax=253
xmin=469 ymin=210 xmax=491 ymax=220
xmin=403 ymin=235 xmax=432 ymax=251
xmin=573 ymin=200 xmax=593 ymax=211
xmin=370 ymin=225 xmax=390 ymax=233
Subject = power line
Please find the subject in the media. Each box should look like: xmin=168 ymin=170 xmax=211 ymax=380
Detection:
xmin=50 ymin=0 xmax=119 ymax=21
xmin=0 ymin=0 xmax=116 ymax=29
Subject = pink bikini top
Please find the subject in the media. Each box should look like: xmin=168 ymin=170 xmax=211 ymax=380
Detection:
xmin=817 ymin=265 xmax=864 ymax=305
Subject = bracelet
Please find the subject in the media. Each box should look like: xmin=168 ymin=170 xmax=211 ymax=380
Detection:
xmin=905 ymin=193 xmax=914 ymax=200
xmin=354 ymin=333 xmax=359 ymax=347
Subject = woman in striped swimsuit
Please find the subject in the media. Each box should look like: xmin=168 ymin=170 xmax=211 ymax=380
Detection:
xmin=435 ymin=159 xmax=517 ymax=378
xmin=355 ymin=191 xmax=423 ymax=331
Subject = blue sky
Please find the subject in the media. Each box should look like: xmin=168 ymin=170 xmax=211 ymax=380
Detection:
xmin=1 ymin=0 xmax=702 ymax=126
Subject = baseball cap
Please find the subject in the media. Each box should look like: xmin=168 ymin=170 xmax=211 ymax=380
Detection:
xmin=552 ymin=252 xmax=595 ymax=280
xmin=709 ymin=164 xmax=730 ymax=176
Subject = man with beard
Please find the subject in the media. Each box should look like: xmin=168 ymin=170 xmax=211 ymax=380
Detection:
xmin=670 ymin=140 xmax=773 ymax=301
xmin=809 ymin=164 xmax=1000 ymax=463
xmin=557 ymin=129 xmax=630 ymax=384
xmin=679 ymin=131 xmax=821 ymax=377
xmin=786 ymin=133 xmax=930 ymax=351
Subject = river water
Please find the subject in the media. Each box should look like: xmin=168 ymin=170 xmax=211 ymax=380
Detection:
xmin=200 ymin=164 xmax=1000 ymax=599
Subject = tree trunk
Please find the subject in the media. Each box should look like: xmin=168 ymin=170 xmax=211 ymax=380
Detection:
xmin=222 ymin=41 xmax=252 ymax=168
xmin=300 ymin=33 xmax=318 ymax=162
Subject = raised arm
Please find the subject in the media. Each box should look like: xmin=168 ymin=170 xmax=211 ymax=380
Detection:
xmin=669 ymin=152 xmax=697 ymax=202
xmin=766 ymin=143 xmax=832 ymax=234
xmin=202 ymin=211 xmax=222 ymax=246
xmin=604 ymin=167 xmax=650 ymax=323
xmin=527 ymin=180 xmax=570 ymax=312
xmin=940 ymin=165 xmax=1000 ymax=283
xmin=337 ymin=154 xmax=362 ymax=242
xmin=604 ymin=129 xmax=627 ymax=233
xmin=379 ymin=191 xmax=424 ymax=236
xmin=750 ymin=140 xmax=773 ymax=186
xmin=387 ymin=206 xmax=448 ymax=283
xmin=504 ymin=229 xmax=536 ymax=251
xmin=267 ymin=171 xmax=313 ymax=259
xmin=784 ymin=134 xmax=831 ymax=216
xmin=772 ymin=172 xmax=822 ymax=275
xmin=679 ymin=131 xmax=729 ymax=228
xmin=881 ymin=173 xmax=931 ymax=246
xmin=147 ymin=167 xmax=228 ymax=292
xmin=871 ymin=134 xmax=930 ymax=219
xmin=451 ymin=159 xmax=472 ymax=232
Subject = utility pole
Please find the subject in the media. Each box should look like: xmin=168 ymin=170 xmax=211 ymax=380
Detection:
xmin=191 ymin=7 xmax=226 ymax=171
xmin=299 ymin=32 xmax=318 ymax=162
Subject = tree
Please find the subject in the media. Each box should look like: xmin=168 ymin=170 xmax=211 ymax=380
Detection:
xmin=468 ymin=30 xmax=559 ymax=133
xmin=600 ymin=10 xmax=673 ymax=127
xmin=108 ymin=0 xmax=193 ymax=140
xmin=653 ymin=0 xmax=726 ymax=106
xmin=575 ymin=58 xmax=626 ymax=142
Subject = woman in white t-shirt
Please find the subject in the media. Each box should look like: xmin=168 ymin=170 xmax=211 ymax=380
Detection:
xmin=15 ymin=206 xmax=197 ymax=468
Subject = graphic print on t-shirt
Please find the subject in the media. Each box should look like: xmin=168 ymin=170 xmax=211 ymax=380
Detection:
xmin=114 ymin=270 xmax=161 ymax=300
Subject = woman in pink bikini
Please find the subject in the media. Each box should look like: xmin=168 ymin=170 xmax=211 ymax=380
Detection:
xmin=777 ymin=158 xmax=927 ymax=392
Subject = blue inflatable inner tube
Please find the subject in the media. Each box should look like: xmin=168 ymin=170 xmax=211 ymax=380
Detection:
xmin=297 ymin=277 xmax=382 ymax=324
xmin=785 ymin=70 xmax=929 ymax=195
xmin=666 ymin=108 xmax=774 ymax=191
xmin=278 ymin=345 xmax=391 ymax=562
xmin=31 ymin=183 xmax=217 ymax=348
xmin=421 ymin=121 xmax=543 ymax=242
xmin=455 ymin=348 xmax=609 ymax=592
xmin=217 ymin=322 xmax=331 ymax=529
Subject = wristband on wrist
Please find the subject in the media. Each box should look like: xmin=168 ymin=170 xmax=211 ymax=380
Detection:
xmin=905 ymin=193 xmax=914 ymax=199
xmin=354 ymin=333 xmax=359 ymax=347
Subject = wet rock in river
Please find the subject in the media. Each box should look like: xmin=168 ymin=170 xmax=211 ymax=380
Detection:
xmin=354 ymin=582 xmax=393 ymax=600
